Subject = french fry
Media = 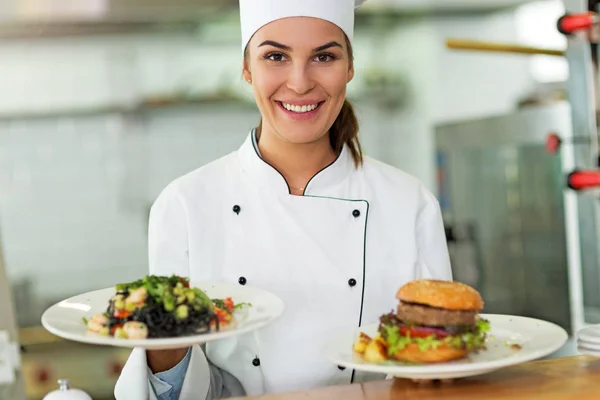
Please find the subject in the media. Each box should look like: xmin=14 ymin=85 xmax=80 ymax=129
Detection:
xmin=364 ymin=338 xmax=388 ymax=363
xmin=353 ymin=332 xmax=372 ymax=354
xmin=373 ymin=334 xmax=387 ymax=346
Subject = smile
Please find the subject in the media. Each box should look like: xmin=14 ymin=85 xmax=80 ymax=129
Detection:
xmin=279 ymin=102 xmax=323 ymax=113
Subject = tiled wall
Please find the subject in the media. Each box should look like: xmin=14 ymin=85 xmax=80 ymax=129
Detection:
xmin=0 ymin=107 xmax=258 ymax=322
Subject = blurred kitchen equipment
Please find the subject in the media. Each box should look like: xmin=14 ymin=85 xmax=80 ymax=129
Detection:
xmin=557 ymin=11 xmax=599 ymax=35
xmin=12 ymin=278 xmax=41 ymax=328
xmin=0 ymin=223 xmax=131 ymax=400
xmin=545 ymin=132 xmax=592 ymax=154
xmin=549 ymin=0 xmax=600 ymax=336
xmin=445 ymin=38 xmax=565 ymax=57
xmin=544 ymin=133 xmax=600 ymax=191
xmin=441 ymin=0 xmax=600 ymax=338
xmin=41 ymin=379 xmax=92 ymax=400
xmin=549 ymin=3 xmax=600 ymax=194
xmin=566 ymin=169 xmax=600 ymax=190
xmin=444 ymin=221 xmax=483 ymax=289
xmin=445 ymin=11 xmax=600 ymax=58
xmin=0 ymin=228 xmax=26 ymax=400
xmin=19 ymin=339 xmax=130 ymax=400
xmin=435 ymin=103 xmax=574 ymax=333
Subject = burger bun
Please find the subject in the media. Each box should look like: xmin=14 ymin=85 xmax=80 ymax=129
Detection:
xmin=396 ymin=279 xmax=484 ymax=311
xmin=390 ymin=342 xmax=469 ymax=363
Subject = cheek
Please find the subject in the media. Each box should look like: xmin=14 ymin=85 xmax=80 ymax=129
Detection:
xmin=251 ymin=64 xmax=284 ymax=100
xmin=318 ymin=66 xmax=350 ymax=97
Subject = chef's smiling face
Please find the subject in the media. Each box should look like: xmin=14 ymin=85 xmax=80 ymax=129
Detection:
xmin=243 ymin=17 xmax=354 ymax=145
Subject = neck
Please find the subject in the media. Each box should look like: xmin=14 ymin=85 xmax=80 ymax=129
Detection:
xmin=256 ymin=127 xmax=337 ymax=194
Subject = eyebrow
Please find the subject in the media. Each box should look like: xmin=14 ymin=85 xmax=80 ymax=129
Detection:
xmin=258 ymin=40 xmax=343 ymax=52
xmin=313 ymin=41 xmax=342 ymax=52
xmin=258 ymin=40 xmax=291 ymax=51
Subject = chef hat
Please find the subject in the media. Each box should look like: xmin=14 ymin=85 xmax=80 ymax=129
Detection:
xmin=239 ymin=0 xmax=367 ymax=52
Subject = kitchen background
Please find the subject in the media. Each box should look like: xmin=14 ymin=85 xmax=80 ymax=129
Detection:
xmin=0 ymin=0 xmax=587 ymax=399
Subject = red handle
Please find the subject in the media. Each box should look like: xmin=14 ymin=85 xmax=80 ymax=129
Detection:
xmin=546 ymin=132 xmax=562 ymax=154
xmin=557 ymin=12 xmax=597 ymax=34
xmin=568 ymin=170 xmax=600 ymax=190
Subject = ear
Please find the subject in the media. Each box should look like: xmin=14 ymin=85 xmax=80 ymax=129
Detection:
xmin=242 ymin=59 xmax=252 ymax=84
xmin=347 ymin=64 xmax=355 ymax=83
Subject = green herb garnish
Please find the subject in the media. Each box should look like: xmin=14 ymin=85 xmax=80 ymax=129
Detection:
xmin=114 ymin=275 xmax=214 ymax=312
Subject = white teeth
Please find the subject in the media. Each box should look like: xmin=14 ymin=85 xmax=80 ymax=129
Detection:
xmin=282 ymin=103 xmax=319 ymax=113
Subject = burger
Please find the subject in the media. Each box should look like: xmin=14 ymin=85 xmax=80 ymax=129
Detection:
xmin=376 ymin=279 xmax=490 ymax=363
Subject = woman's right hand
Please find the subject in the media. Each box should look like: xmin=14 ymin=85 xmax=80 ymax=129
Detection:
xmin=147 ymin=348 xmax=190 ymax=373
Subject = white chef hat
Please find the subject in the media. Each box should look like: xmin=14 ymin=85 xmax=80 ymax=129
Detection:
xmin=239 ymin=0 xmax=367 ymax=52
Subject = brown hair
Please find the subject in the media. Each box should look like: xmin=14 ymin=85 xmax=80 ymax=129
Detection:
xmin=244 ymin=34 xmax=363 ymax=167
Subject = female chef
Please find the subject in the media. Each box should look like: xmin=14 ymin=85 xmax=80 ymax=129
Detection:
xmin=114 ymin=0 xmax=453 ymax=399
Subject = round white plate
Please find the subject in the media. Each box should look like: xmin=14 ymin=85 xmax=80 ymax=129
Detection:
xmin=576 ymin=324 xmax=600 ymax=344
xmin=577 ymin=339 xmax=600 ymax=351
xmin=324 ymin=314 xmax=568 ymax=380
xmin=577 ymin=346 xmax=600 ymax=357
xmin=41 ymin=282 xmax=285 ymax=350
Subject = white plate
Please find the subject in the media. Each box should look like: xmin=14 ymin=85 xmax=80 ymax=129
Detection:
xmin=577 ymin=346 xmax=600 ymax=357
xmin=41 ymin=282 xmax=285 ymax=350
xmin=577 ymin=339 xmax=600 ymax=351
xmin=324 ymin=314 xmax=568 ymax=380
xmin=576 ymin=324 xmax=600 ymax=344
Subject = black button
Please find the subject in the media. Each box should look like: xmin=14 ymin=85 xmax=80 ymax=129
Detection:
xmin=352 ymin=209 xmax=360 ymax=218
xmin=348 ymin=278 xmax=357 ymax=287
xmin=233 ymin=205 xmax=241 ymax=215
xmin=252 ymin=357 xmax=260 ymax=367
xmin=238 ymin=277 xmax=247 ymax=285
xmin=338 ymin=365 xmax=346 ymax=371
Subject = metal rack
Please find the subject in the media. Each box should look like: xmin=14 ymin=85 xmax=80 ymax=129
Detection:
xmin=550 ymin=0 xmax=600 ymax=334
xmin=439 ymin=0 xmax=600 ymax=335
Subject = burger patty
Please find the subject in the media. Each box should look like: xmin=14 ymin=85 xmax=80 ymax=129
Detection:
xmin=397 ymin=301 xmax=477 ymax=326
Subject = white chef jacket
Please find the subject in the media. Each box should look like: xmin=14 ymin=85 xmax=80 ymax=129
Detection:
xmin=114 ymin=129 xmax=453 ymax=400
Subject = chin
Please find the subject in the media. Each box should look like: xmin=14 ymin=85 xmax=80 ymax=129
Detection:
xmin=274 ymin=123 xmax=329 ymax=145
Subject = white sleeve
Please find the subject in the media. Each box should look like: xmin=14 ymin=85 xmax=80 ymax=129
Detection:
xmin=148 ymin=183 xmax=190 ymax=278
xmin=415 ymin=185 xmax=453 ymax=281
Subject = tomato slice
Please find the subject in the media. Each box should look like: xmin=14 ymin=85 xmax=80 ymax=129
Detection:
xmin=399 ymin=326 xmax=449 ymax=339
xmin=224 ymin=297 xmax=234 ymax=314
xmin=214 ymin=307 xmax=232 ymax=325
xmin=114 ymin=310 xmax=131 ymax=319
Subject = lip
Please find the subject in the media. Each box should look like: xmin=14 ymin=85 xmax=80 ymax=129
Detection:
xmin=276 ymin=101 xmax=324 ymax=121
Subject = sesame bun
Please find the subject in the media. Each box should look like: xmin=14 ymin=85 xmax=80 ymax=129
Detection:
xmin=396 ymin=279 xmax=484 ymax=311
xmin=390 ymin=342 xmax=469 ymax=363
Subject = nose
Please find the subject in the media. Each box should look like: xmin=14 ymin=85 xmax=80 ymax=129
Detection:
xmin=286 ymin=63 xmax=314 ymax=95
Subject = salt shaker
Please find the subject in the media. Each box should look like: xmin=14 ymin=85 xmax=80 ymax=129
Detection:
xmin=42 ymin=379 xmax=93 ymax=400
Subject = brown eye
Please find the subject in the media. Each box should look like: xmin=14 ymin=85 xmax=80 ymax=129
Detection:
xmin=265 ymin=52 xmax=286 ymax=62
xmin=315 ymin=54 xmax=335 ymax=63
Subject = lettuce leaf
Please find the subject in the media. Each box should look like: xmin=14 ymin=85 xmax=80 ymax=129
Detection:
xmin=382 ymin=318 xmax=490 ymax=355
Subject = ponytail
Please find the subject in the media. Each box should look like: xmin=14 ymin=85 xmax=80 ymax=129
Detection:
xmin=329 ymin=99 xmax=363 ymax=167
